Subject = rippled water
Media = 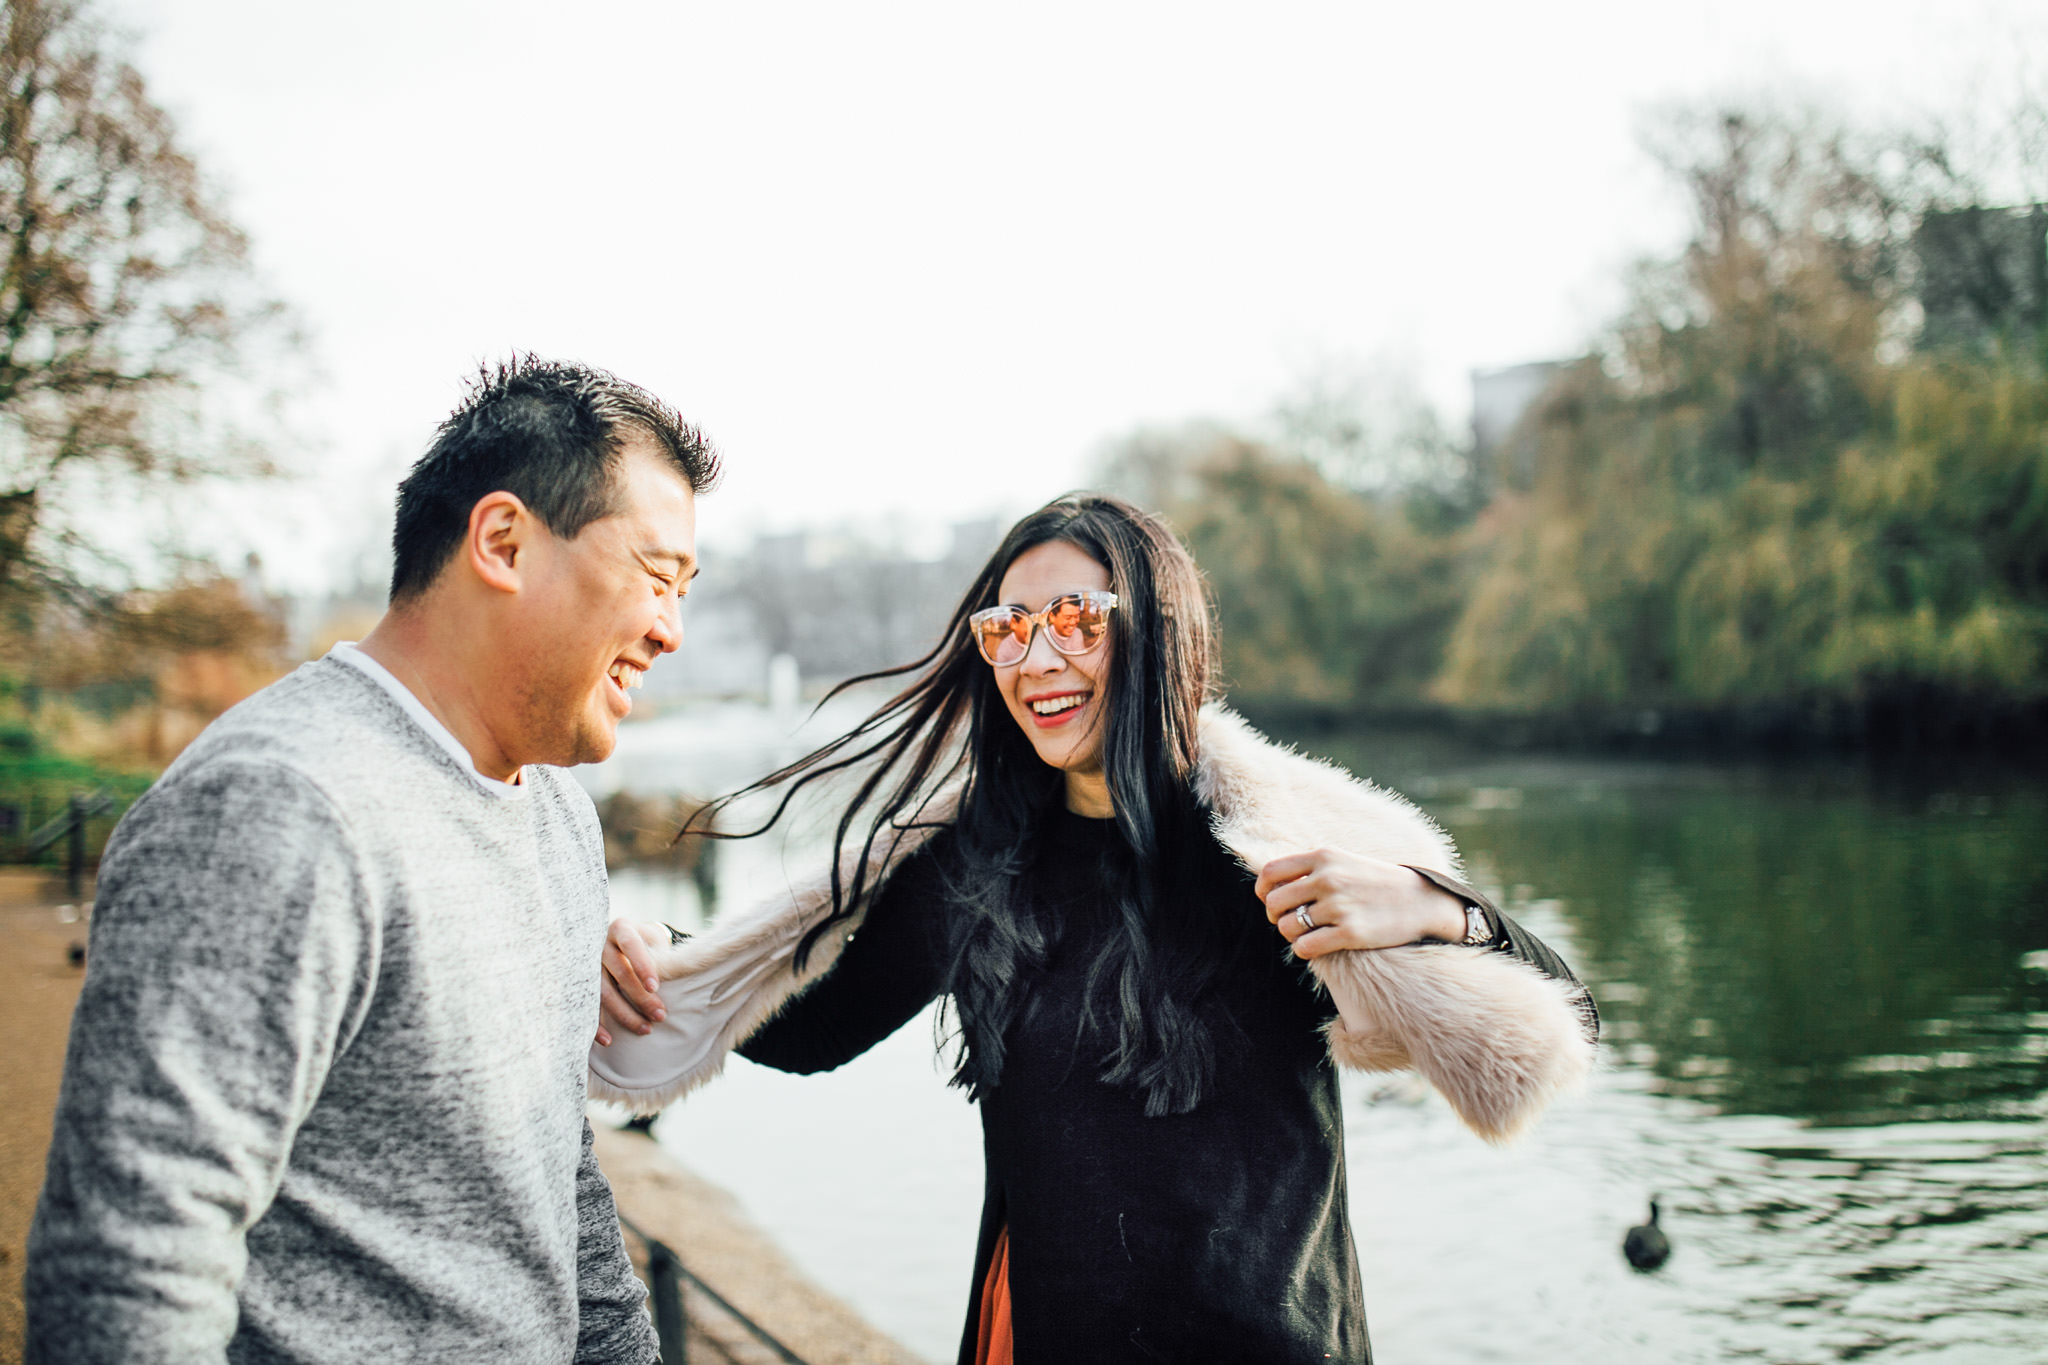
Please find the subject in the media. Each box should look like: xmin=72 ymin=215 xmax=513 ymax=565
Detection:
xmin=592 ymin=712 xmax=2048 ymax=1363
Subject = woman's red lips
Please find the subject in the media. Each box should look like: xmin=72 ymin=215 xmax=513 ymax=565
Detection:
xmin=1023 ymin=690 xmax=1092 ymax=728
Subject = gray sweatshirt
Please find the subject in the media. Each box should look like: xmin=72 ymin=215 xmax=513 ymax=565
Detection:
xmin=25 ymin=656 xmax=657 ymax=1365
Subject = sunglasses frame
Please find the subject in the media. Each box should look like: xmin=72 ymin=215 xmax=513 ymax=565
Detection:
xmin=967 ymin=591 xmax=1119 ymax=666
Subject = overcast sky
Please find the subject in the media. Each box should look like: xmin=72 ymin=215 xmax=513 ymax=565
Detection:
xmin=107 ymin=0 xmax=2047 ymax=592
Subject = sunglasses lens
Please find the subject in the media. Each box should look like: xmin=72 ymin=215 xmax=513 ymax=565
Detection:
xmin=973 ymin=609 xmax=1031 ymax=665
xmin=1046 ymin=595 xmax=1111 ymax=655
xmin=971 ymin=595 xmax=1113 ymax=664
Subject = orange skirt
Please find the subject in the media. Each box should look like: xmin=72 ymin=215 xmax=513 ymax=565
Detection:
xmin=973 ymin=1226 xmax=1014 ymax=1365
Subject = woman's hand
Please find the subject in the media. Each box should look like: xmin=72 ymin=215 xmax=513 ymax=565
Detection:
xmin=596 ymin=919 xmax=672 ymax=1046
xmin=1256 ymin=848 xmax=1468 ymax=958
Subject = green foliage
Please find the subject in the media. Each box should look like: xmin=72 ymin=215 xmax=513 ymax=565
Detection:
xmin=1440 ymin=304 xmax=2048 ymax=719
xmin=0 ymin=713 xmax=147 ymax=865
xmin=1107 ymin=105 xmax=2048 ymax=740
xmin=1118 ymin=437 xmax=1466 ymax=712
xmin=1435 ymin=111 xmax=2048 ymax=729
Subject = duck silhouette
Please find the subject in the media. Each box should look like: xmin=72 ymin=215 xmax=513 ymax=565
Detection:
xmin=1623 ymin=1198 xmax=1671 ymax=1272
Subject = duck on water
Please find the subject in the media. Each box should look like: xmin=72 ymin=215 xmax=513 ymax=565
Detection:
xmin=1624 ymin=1198 xmax=1671 ymax=1272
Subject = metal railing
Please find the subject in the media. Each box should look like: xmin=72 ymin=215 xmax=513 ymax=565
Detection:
xmin=27 ymin=787 xmax=114 ymax=898
xmin=617 ymin=1210 xmax=809 ymax=1365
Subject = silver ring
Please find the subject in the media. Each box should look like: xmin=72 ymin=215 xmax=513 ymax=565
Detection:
xmin=1295 ymin=905 xmax=1317 ymax=933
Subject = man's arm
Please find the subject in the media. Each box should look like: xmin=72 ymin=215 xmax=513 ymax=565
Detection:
xmin=25 ymin=760 xmax=376 ymax=1365
xmin=572 ymin=1119 xmax=659 ymax=1365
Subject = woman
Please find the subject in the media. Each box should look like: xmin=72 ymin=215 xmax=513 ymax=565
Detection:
xmin=591 ymin=494 xmax=1597 ymax=1363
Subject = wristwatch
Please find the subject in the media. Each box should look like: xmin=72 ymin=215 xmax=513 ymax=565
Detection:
xmin=1460 ymin=902 xmax=1494 ymax=947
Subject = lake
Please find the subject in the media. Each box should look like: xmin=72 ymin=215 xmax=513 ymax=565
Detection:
xmin=588 ymin=705 xmax=2048 ymax=1364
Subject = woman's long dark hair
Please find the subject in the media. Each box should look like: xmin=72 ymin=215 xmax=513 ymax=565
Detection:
xmin=693 ymin=493 xmax=1227 ymax=1116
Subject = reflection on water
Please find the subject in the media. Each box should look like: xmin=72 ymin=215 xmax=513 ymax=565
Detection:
xmin=593 ymin=714 xmax=2048 ymax=1363
xmin=1314 ymin=730 xmax=2048 ymax=1362
xmin=1480 ymin=786 xmax=2041 ymax=1126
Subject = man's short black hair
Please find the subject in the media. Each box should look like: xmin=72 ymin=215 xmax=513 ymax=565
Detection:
xmin=389 ymin=356 xmax=721 ymax=603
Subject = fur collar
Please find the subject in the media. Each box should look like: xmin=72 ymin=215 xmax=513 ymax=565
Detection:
xmin=589 ymin=706 xmax=1593 ymax=1143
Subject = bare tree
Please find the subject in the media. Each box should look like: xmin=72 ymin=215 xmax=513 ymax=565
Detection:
xmin=0 ymin=0 xmax=292 ymax=603
xmin=1268 ymin=360 xmax=1469 ymax=500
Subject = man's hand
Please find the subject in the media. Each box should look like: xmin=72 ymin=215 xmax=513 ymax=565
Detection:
xmin=596 ymin=919 xmax=670 ymax=1047
xmin=1255 ymin=848 xmax=1468 ymax=958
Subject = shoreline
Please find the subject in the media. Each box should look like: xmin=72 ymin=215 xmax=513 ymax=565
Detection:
xmin=596 ymin=1125 xmax=926 ymax=1365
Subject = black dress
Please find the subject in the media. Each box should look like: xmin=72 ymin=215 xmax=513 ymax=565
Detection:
xmin=738 ymin=805 xmax=1591 ymax=1364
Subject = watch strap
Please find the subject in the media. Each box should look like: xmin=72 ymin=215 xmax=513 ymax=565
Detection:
xmin=1401 ymin=864 xmax=1502 ymax=949
xmin=1461 ymin=901 xmax=1493 ymax=946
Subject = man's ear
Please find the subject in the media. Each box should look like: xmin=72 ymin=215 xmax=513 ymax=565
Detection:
xmin=465 ymin=491 xmax=531 ymax=594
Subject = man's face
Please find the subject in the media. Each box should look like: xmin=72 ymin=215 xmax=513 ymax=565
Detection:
xmin=510 ymin=436 xmax=697 ymax=768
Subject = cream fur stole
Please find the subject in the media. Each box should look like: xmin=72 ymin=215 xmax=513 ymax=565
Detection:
xmin=588 ymin=706 xmax=1594 ymax=1143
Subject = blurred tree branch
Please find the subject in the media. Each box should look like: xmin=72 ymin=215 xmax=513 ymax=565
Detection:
xmin=0 ymin=0 xmax=295 ymax=608
xmin=1268 ymin=361 xmax=1476 ymax=508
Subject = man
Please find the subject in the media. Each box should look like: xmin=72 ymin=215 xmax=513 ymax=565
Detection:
xmin=25 ymin=357 xmax=713 ymax=1364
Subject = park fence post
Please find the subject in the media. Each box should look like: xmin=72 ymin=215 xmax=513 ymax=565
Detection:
xmin=645 ymin=1239 xmax=688 ymax=1364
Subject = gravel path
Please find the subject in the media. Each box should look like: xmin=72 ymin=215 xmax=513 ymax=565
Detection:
xmin=0 ymin=873 xmax=92 ymax=1365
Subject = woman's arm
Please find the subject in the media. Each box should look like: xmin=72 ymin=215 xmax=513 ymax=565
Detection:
xmin=1257 ymin=850 xmax=1597 ymax=1042
xmin=736 ymin=848 xmax=950 ymax=1074
xmin=1257 ymin=848 xmax=1467 ymax=951
xmin=593 ymin=844 xmax=952 ymax=1071
xmin=1253 ymin=844 xmax=1598 ymax=1143
xmin=1410 ymin=865 xmax=1598 ymax=1041
xmin=587 ymin=829 xmax=960 ymax=1111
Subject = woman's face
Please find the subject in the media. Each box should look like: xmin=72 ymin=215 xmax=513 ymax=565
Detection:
xmin=991 ymin=540 xmax=1114 ymax=779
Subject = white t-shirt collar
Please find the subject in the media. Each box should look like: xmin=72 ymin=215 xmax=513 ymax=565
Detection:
xmin=327 ymin=642 xmax=526 ymax=798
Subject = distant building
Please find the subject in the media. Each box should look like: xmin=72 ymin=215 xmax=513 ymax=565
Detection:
xmin=1915 ymin=204 xmax=2048 ymax=350
xmin=1471 ymin=360 xmax=1567 ymax=489
xmin=642 ymin=516 xmax=1007 ymax=702
xmin=642 ymin=590 xmax=770 ymax=701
